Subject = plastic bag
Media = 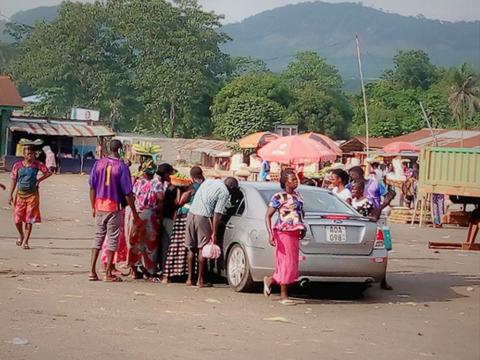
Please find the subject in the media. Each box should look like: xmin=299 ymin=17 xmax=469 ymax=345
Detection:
xmin=201 ymin=241 xmax=221 ymax=259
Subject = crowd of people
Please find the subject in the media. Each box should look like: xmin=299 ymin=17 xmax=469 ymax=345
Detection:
xmin=86 ymin=140 xmax=240 ymax=286
xmin=6 ymin=139 xmax=404 ymax=303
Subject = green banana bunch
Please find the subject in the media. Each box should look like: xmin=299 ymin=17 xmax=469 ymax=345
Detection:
xmin=132 ymin=142 xmax=162 ymax=155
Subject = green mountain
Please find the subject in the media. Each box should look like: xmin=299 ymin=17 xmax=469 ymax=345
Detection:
xmin=0 ymin=6 xmax=58 ymax=42
xmin=1 ymin=2 xmax=478 ymax=86
xmin=221 ymin=1 xmax=479 ymax=84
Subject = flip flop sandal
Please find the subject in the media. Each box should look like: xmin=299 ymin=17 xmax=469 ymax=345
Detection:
xmin=23 ymin=244 xmax=30 ymax=250
xmin=279 ymin=299 xmax=296 ymax=306
xmin=88 ymin=275 xmax=100 ymax=281
xmin=104 ymin=276 xmax=123 ymax=282
xmin=263 ymin=279 xmax=272 ymax=297
xmin=16 ymin=239 xmax=23 ymax=247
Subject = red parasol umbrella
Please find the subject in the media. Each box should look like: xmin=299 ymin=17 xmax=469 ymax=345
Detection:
xmin=257 ymin=135 xmax=337 ymax=165
xmin=238 ymin=131 xmax=279 ymax=149
xmin=300 ymin=132 xmax=342 ymax=156
xmin=383 ymin=141 xmax=420 ymax=153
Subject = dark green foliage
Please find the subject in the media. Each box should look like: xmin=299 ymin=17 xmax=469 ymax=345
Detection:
xmin=214 ymin=95 xmax=284 ymax=141
xmin=351 ymin=54 xmax=479 ymax=138
xmin=7 ymin=0 xmax=228 ymax=138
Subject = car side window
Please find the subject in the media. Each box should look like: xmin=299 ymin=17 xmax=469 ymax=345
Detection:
xmin=236 ymin=199 xmax=245 ymax=216
xmin=225 ymin=188 xmax=245 ymax=217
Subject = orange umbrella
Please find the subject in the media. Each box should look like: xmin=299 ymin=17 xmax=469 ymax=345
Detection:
xmin=258 ymin=135 xmax=337 ymax=165
xmin=301 ymin=132 xmax=342 ymax=155
xmin=238 ymin=131 xmax=279 ymax=149
xmin=383 ymin=141 xmax=420 ymax=153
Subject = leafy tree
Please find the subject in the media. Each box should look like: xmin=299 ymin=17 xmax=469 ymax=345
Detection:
xmin=4 ymin=22 xmax=34 ymax=44
xmin=213 ymin=95 xmax=283 ymax=141
xmin=212 ymin=72 xmax=292 ymax=117
xmin=0 ymin=42 xmax=16 ymax=72
xmin=7 ymin=0 xmax=228 ymax=137
xmin=222 ymin=56 xmax=267 ymax=81
xmin=286 ymin=85 xmax=351 ymax=138
xmin=350 ymin=78 xmax=453 ymax=138
xmin=282 ymin=51 xmax=342 ymax=91
xmin=390 ymin=50 xmax=439 ymax=90
xmin=110 ymin=0 xmax=229 ymax=136
xmin=8 ymin=2 xmax=140 ymax=126
xmin=447 ymin=63 xmax=480 ymax=131
xmin=281 ymin=51 xmax=351 ymax=138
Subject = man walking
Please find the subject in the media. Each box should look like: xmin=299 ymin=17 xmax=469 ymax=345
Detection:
xmin=88 ymin=140 xmax=140 ymax=282
xmin=185 ymin=177 xmax=239 ymax=287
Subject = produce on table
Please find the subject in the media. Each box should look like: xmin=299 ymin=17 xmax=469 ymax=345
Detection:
xmin=170 ymin=172 xmax=192 ymax=187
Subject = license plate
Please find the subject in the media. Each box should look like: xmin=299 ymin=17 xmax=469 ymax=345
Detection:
xmin=326 ymin=226 xmax=347 ymax=242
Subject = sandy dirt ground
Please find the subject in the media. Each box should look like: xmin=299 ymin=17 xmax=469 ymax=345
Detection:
xmin=0 ymin=173 xmax=479 ymax=360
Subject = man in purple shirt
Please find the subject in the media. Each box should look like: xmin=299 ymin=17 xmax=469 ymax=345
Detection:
xmin=88 ymin=140 xmax=140 ymax=282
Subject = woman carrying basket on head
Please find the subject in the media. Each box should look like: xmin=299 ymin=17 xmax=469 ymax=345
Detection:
xmin=162 ymin=166 xmax=205 ymax=283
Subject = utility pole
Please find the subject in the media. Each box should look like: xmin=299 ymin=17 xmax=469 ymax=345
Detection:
xmin=356 ymin=35 xmax=369 ymax=158
xmin=419 ymin=101 xmax=438 ymax=147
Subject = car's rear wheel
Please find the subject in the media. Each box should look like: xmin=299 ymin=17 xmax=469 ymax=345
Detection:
xmin=226 ymin=243 xmax=255 ymax=292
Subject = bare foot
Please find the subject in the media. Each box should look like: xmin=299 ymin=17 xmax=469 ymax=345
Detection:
xmin=381 ymin=280 xmax=393 ymax=290
xmin=186 ymin=280 xmax=193 ymax=286
xmin=16 ymin=237 xmax=23 ymax=247
xmin=196 ymin=282 xmax=212 ymax=288
xmin=104 ymin=275 xmax=122 ymax=282
xmin=23 ymin=244 xmax=30 ymax=250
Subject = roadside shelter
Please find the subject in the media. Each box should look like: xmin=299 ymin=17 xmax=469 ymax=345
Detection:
xmin=5 ymin=116 xmax=115 ymax=173
xmin=0 ymin=76 xmax=25 ymax=160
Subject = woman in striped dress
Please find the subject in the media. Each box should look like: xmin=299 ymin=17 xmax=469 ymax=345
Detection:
xmin=162 ymin=166 xmax=204 ymax=282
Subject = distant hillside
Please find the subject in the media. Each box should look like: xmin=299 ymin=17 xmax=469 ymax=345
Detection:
xmin=0 ymin=6 xmax=58 ymax=42
xmin=222 ymin=1 xmax=479 ymax=84
xmin=1 ymin=2 xmax=478 ymax=88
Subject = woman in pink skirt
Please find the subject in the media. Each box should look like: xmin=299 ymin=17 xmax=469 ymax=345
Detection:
xmin=264 ymin=168 xmax=306 ymax=305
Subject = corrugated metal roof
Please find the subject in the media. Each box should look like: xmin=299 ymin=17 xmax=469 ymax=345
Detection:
xmin=386 ymin=128 xmax=480 ymax=148
xmin=182 ymin=139 xmax=232 ymax=155
xmin=9 ymin=117 xmax=115 ymax=137
xmin=0 ymin=76 xmax=25 ymax=108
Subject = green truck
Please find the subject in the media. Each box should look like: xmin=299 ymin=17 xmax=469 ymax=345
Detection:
xmin=418 ymin=146 xmax=480 ymax=250
xmin=418 ymin=147 xmax=480 ymax=197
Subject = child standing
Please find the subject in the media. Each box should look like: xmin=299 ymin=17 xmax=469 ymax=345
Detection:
xmin=351 ymin=181 xmax=374 ymax=217
xmin=9 ymin=146 xmax=52 ymax=249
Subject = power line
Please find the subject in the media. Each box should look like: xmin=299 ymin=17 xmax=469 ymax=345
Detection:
xmin=260 ymin=38 xmax=355 ymax=62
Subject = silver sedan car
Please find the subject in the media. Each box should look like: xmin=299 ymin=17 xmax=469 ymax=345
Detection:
xmin=222 ymin=182 xmax=387 ymax=292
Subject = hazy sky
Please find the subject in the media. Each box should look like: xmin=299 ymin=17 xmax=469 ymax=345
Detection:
xmin=1 ymin=0 xmax=479 ymax=22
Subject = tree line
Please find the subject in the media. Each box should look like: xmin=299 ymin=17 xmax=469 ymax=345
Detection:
xmin=1 ymin=0 xmax=479 ymax=140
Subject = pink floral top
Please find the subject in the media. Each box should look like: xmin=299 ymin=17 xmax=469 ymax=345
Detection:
xmin=133 ymin=177 xmax=164 ymax=211
xmin=269 ymin=191 xmax=306 ymax=232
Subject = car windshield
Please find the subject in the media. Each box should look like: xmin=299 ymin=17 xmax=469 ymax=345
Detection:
xmin=260 ymin=188 xmax=356 ymax=214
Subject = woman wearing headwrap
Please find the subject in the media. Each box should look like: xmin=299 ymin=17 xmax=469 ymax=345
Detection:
xmin=125 ymin=160 xmax=164 ymax=279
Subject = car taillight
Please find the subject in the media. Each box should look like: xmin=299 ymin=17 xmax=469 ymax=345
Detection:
xmin=374 ymin=228 xmax=385 ymax=249
xmin=323 ymin=214 xmax=350 ymax=220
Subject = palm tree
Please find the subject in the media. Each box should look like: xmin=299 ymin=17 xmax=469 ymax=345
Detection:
xmin=448 ymin=63 xmax=480 ymax=146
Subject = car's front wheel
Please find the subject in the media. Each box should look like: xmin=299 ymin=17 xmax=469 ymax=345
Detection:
xmin=226 ymin=243 xmax=255 ymax=292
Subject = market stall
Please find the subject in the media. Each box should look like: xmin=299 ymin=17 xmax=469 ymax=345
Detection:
xmin=5 ymin=116 xmax=115 ymax=173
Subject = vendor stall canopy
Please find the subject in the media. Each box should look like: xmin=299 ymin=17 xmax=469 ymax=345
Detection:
xmin=8 ymin=117 xmax=115 ymax=137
